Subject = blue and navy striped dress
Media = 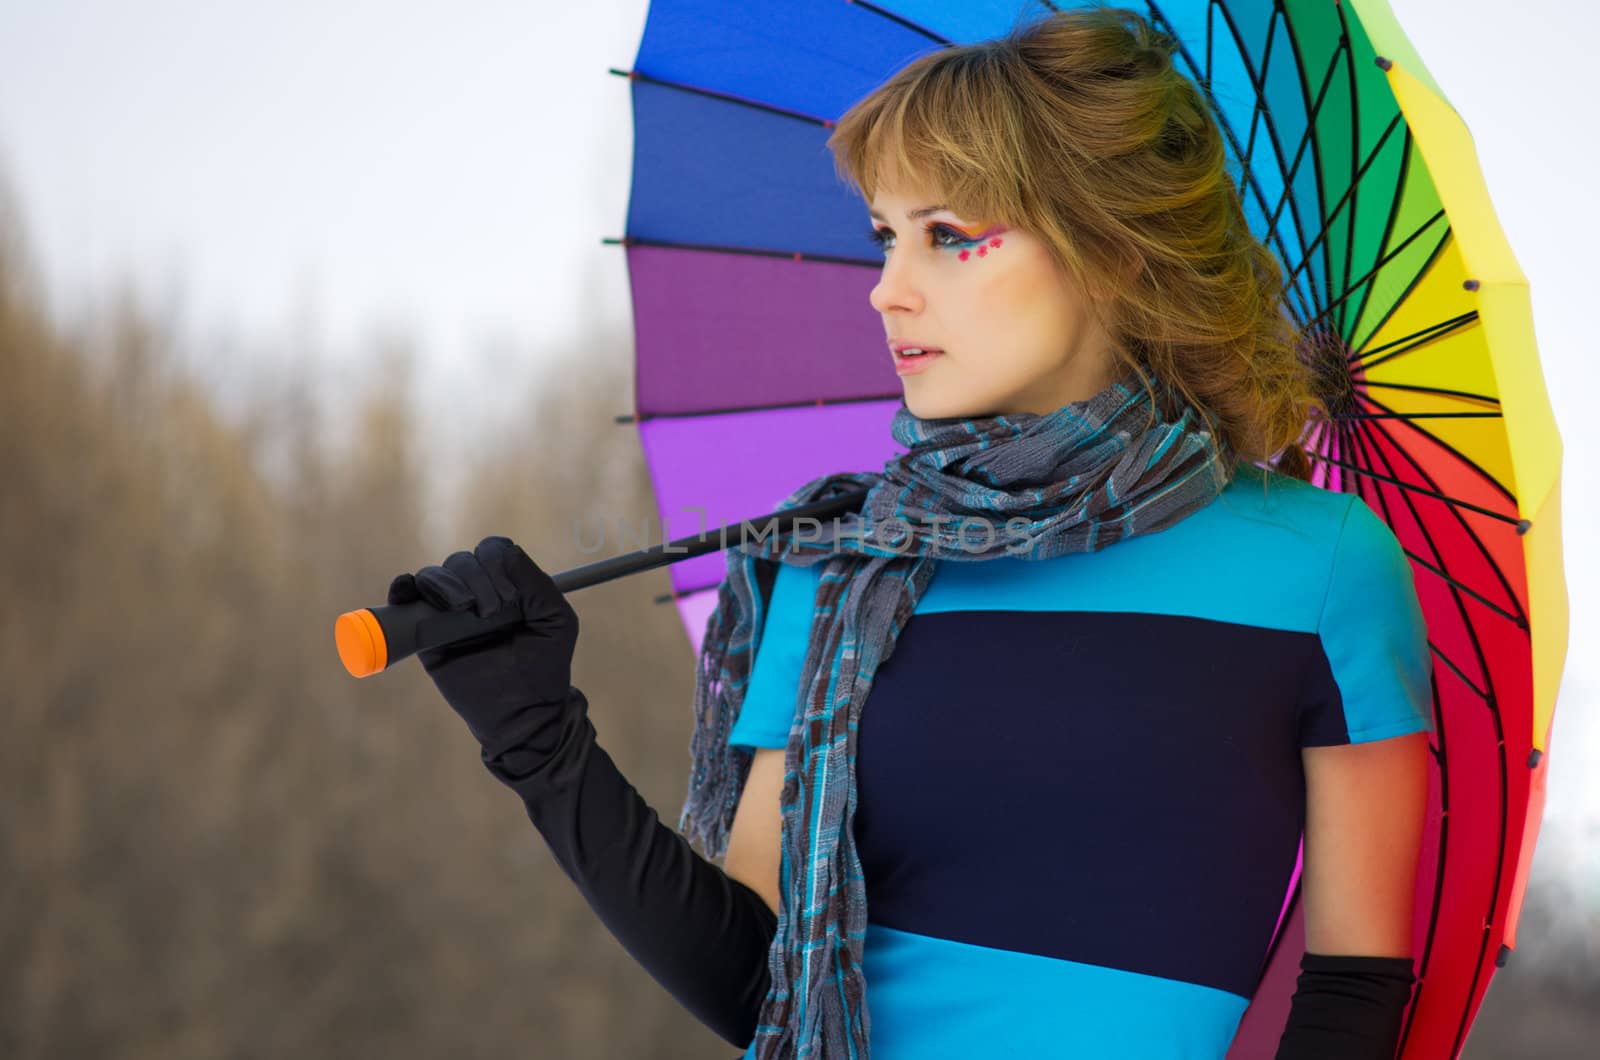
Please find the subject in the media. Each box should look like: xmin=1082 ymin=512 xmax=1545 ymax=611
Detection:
xmin=729 ymin=461 xmax=1434 ymax=1059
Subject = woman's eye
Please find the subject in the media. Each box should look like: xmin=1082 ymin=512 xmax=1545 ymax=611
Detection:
xmin=867 ymin=223 xmax=977 ymax=253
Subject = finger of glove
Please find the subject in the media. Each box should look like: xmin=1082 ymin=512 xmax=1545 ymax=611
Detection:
xmin=387 ymin=572 xmax=421 ymax=606
xmin=475 ymin=536 xmax=524 ymax=604
xmin=486 ymin=536 xmax=579 ymax=639
xmin=441 ymin=549 xmax=507 ymax=619
xmin=413 ymin=562 xmax=476 ymax=613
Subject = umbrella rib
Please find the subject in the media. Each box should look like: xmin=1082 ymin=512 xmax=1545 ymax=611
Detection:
xmin=617 ymin=392 xmax=902 ymax=424
xmin=1310 ymin=405 xmax=1343 ymax=491
xmin=1207 ymin=0 xmax=1215 ymax=84
xmin=606 ymin=67 xmax=833 ymax=128
xmin=1345 ymin=410 xmax=1525 ymax=680
xmin=1342 ymin=120 xmax=1414 ymax=348
xmin=1208 ymin=0 xmax=1324 ymax=324
xmin=1311 ymin=417 xmax=1347 ymax=490
xmin=1297 ymin=210 xmax=1448 ymax=338
xmin=1148 ymin=2 xmax=1320 ymax=324
xmin=1237 ymin=5 xmax=1279 ymax=168
xmin=1270 ymin=4 xmax=1349 ymax=328
xmin=1334 ymin=411 xmax=1501 ymax=421
xmin=1398 ymin=546 xmax=1527 ymax=629
xmin=1350 ymin=310 xmax=1479 ymax=369
xmin=1361 ymin=381 xmax=1500 ymax=406
xmin=846 ymin=1 xmax=953 ymax=46
xmin=1406 ymin=747 xmax=1453 ymax=1053
xmin=1303 ymin=420 xmax=1324 ymax=465
xmin=1262 ymin=29 xmax=1348 ymax=268
xmin=1332 ymin=1 xmax=1364 ymax=337
xmin=845 ymin=0 xmax=1070 ymax=48
xmin=1301 ymin=418 xmax=1331 ymax=490
xmin=1427 ymin=637 xmax=1491 ymax=705
xmin=1357 ymin=391 xmax=1518 ymax=508
xmin=604 ymin=235 xmax=881 ymax=269
xmin=1305 ymin=451 xmax=1521 ymax=529
xmin=1347 ymin=215 xmax=1460 ymax=362
xmin=1350 ymin=394 xmax=1529 ymax=627
xmin=1275 ymin=112 xmax=1406 ymax=304
xmin=1344 ymin=417 xmax=1511 ymax=1058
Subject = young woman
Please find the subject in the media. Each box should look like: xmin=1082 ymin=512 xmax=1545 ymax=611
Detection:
xmin=389 ymin=8 xmax=1433 ymax=1058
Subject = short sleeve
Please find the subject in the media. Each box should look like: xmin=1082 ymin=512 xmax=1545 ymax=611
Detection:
xmin=1297 ymin=496 xmax=1436 ymax=747
xmin=726 ymin=561 xmax=819 ymax=750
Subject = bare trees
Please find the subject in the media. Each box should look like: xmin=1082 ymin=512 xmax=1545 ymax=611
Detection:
xmin=0 ymin=231 xmax=721 ymax=1058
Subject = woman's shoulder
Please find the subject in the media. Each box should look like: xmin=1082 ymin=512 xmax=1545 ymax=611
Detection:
xmin=1152 ymin=459 xmax=1368 ymax=575
xmin=919 ymin=461 xmax=1370 ymax=634
xmin=1206 ymin=459 xmax=1357 ymax=537
xmin=1202 ymin=462 xmax=1410 ymax=597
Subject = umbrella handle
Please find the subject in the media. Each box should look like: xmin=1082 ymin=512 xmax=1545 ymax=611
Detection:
xmin=334 ymin=487 xmax=871 ymax=678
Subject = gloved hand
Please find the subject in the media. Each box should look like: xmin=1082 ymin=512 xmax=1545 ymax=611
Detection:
xmin=388 ymin=535 xmax=580 ymax=760
xmin=488 ymin=682 xmax=779 ymax=1047
xmin=390 ymin=538 xmax=776 ymax=1049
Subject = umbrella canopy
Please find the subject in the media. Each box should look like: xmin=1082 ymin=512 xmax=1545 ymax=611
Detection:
xmin=615 ymin=2 xmax=1568 ymax=1056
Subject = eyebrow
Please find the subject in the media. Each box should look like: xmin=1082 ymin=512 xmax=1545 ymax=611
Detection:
xmin=867 ymin=203 xmax=952 ymax=222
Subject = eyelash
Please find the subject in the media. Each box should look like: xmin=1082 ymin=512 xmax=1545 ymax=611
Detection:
xmin=867 ymin=222 xmax=977 ymax=253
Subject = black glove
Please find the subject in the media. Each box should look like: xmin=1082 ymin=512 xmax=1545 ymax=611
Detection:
xmin=1274 ymin=951 xmax=1415 ymax=1059
xmin=390 ymin=538 xmax=776 ymax=1048
xmin=488 ymin=685 xmax=777 ymax=1048
xmin=388 ymin=535 xmax=579 ymax=762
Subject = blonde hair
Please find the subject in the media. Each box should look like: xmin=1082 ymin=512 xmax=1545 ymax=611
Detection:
xmin=826 ymin=4 xmax=1320 ymax=483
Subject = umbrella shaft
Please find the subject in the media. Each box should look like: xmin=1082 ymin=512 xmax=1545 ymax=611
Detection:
xmin=553 ymin=487 xmax=871 ymax=593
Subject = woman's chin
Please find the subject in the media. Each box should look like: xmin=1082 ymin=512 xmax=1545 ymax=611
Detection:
xmin=904 ymin=391 xmax=993 ymax=422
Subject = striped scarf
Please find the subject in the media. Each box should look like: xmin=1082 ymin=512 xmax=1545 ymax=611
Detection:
xmin=680 ymin=374 xmax=1234 ymax=1058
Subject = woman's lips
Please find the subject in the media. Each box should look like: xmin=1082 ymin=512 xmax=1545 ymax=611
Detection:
xmin=893 ymin=348 xmax=944 ymax=375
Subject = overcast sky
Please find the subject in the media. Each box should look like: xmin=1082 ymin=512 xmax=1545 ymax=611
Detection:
xmin=0 ymin=0 xmax=649 ymax=416
xmin=1 ymin=0 xmax=1594 ymax=903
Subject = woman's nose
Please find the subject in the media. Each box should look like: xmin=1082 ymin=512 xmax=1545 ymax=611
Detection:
xmin=869 ymin=256 xmax=925 ymax=316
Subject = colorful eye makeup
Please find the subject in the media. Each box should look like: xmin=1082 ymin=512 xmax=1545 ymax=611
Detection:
xmin=954 ymin=225 xmax=1007 ymax=262
xmin=867 ymin=221 xmax=1008 ymax=261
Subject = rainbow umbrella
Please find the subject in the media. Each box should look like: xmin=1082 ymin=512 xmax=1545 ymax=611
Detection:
xmin=611 ymin=2 xmax=1568 ymax=1055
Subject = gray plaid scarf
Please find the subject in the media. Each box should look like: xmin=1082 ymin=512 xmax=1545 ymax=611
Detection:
xmin=680 ymin=373 xmax=1234 ymax=1058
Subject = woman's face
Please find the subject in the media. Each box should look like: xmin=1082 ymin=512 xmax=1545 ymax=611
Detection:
xmin=867 ymin=177 xmax=1120 ymax=420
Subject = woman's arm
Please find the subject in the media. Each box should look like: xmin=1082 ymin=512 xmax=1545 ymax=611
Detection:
xmin=1301 ymin=731 xmax=1429 ymax=957
xmin=1274 ymin=731 xmax=1429 ymax=1058
xmin=389 ymin=539 xmax=779 ymax=1050
xmin=487 ymin=688 xmax=778 ymax=1049
xmin=723 ymin=747 xmax=785 ymax=916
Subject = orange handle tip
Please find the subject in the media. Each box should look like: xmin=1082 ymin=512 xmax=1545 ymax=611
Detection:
xmin=335 ymin=608 xmax=388 ymax=678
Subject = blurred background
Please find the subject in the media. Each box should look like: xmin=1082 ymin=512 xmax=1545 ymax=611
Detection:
xmin=0 ymin=1 xmax=1592 ymax=1057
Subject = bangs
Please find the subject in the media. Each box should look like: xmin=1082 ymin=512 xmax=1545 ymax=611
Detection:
xmin=827 ymin=47 xmax=1024 ymax=226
